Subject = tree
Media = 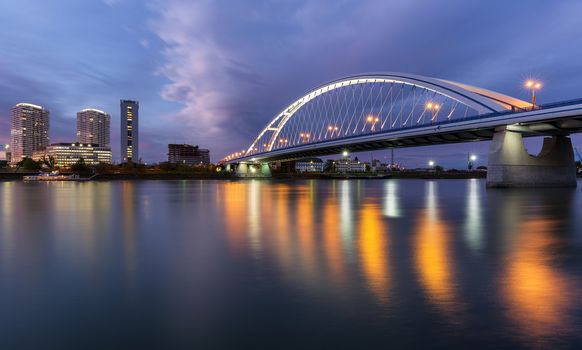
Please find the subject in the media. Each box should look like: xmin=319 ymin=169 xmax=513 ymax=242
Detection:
xmin=71 ymin=158 xmax=89 ymax=172
xmin=42 ymin=155 xmax=56 ymax=170
xmin=18 ymin=157 xmax=41 ymax=170
xmin=434 ymin=165 xmax=444 ymax=172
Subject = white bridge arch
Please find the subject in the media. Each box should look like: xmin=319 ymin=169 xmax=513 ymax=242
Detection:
xmin=227 ymin=73 xmax=531 ymax=161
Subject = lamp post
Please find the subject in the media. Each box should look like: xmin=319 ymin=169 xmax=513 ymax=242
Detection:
xmin=468 ymin=154 xmax=477 ymax=170
xmin=366 ymin=115 xmax=380 ymax=131
xmin=425 ymin=102 xmax=440 ymax=122
xmin=525 ymin=80 xmax=542 ymax=108
xmin=299 ymin=132 xmax=311 ymax=143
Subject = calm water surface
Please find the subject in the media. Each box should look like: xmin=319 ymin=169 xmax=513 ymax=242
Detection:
xmin=1 ymin=179 xmax=582 ymax=349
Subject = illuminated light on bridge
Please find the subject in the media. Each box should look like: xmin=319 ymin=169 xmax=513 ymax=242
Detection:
xmin=525 ymin=79 xmax=542 ymax=107
xmin=222 ymin=72 xmax=582 ymax=187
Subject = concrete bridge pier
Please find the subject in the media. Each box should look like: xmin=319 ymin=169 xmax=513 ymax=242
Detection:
xmin=260 ymin=163 xmax=272 ymax=177
xmin=486 ymin=128 xmax=577 ymax=188
xmin=235 ymin=162 xmax=272 ymax=178
xmin=236 ymin=162 xmax=249 ymax=176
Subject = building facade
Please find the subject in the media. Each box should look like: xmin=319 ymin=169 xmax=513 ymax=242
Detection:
xmin=32 ymin=143 xmax=112 ymax=168
xmin=120 ymin=100 xmax=139 ymax=163
xmin=168 ymin=144 xmax=210 ymax=165
xmin=77 ymin=108 xmax=110 ymax=148
xmin=335 ymin=158 xmax=366 ymax=173
xmin=295 ymin=158 xmax=324 ymax=172
xmin=10 ymin=103 xmax=49 ymax=164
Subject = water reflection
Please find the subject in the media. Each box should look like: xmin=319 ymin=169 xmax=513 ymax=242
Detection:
xmin=247 ymin=180 xmax=263 ymax=256
xmin=2 ymin=180 xmax=582 ymax=348
xmin=498 ymin=189 xmax=578 ymax=344
xmin=221 ymin=181 xmax=249 ymax=253
xmin=415 ymin=181 xmax=463 ymax=322
xmin=383 ymin=180 xmax=401 ymax=218
xmin=296 ymin=182 xmax=318 ymax=284
xmin=322 ymin=192 xmax=346 ymax=288
xmin=358 ymin=202 xmax=390 ymax=304
xmin=464 ymin=179 xmax=483 ymax=251
xmin=340 ymin=181 xmax=355 ymax=259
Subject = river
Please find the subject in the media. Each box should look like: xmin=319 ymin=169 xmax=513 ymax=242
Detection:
xmin=1 ymin=179 xmax=581 ymax=349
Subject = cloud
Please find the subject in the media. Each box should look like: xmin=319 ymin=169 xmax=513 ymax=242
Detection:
xmin=147 ymin=0 xmax=582 ymax=162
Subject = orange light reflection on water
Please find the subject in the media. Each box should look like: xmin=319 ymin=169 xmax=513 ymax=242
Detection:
xmin=358 ymin=202 xmax=390 ymax=304
xmin=502 ymin=218 xmax=575 ymax=340
xmin=414 ymin=181 xmax=463 ymax=322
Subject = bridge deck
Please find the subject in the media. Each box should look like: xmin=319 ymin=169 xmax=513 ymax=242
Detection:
xmin=231 ymin=98 xmax=582 ymax=163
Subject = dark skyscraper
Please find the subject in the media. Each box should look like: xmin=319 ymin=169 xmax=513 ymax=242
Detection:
xmin=120 ymin=100 xmax=139 ymax=163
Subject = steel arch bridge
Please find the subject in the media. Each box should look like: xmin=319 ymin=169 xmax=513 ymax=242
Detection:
xmin=222 ymin=73 xmax=582 ymax=164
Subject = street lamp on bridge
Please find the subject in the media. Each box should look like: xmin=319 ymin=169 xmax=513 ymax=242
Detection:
xmin=366 ymin=115 xmax=380 ymax=131
xmin=425 ymin=102 xmax=440 ymax=122
xmin=525 ymin=80 xmax=542 ymax=108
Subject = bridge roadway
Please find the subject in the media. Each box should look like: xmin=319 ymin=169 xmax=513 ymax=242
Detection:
xmin=234 ymin=98 xmax=582 ymax=163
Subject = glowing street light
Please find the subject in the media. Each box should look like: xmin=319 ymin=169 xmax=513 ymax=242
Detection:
xmin=428 ymin=160 xmax=435 ymax=168
xmin=342 ymin=150 xmax=349 ymax=158
xmin=525 ymin=80 xmax=542 ymax=108
xmin=366 ymin=115 xmax=381 ymax=131
xmin=425 ymin=102 xmax=440 ymax=122
xmin=468 ymin=154 xmax=477 ymax=170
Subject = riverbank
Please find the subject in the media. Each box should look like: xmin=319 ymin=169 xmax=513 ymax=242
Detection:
xmin=3 ymin=170 xmax=580 ymax=181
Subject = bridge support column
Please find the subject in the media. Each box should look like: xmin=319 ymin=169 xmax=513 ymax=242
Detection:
xmin=486 ymin=129 xmax=577 ymax=188
xmin=225 ymin=164 xmax=232 ymax=172
xmin=260 ymin=163 xmax=271 ymax=177
xmin=235 ymin=162 xmax=272 ymax=178
xmin=236 ymin=162 xmax=249 ymax=177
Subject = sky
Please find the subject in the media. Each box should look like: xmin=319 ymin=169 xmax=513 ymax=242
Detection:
xmin=1 ymin=0 xmax=582 ymax=167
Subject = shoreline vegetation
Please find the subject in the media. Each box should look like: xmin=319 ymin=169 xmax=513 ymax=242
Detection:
xmin=1 ymin=168 xmax=489 ymax=180
xmin=2 ymin=159 xmax=580 ymax=181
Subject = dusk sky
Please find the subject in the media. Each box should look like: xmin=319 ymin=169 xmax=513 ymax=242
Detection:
xmin=1 ymin=0 xmax=582 ymax=166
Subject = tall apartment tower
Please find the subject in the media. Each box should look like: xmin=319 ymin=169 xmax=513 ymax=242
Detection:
xmin=120 ymin=100 xmax=139 ymax=163
xmin=76 ymin=108 xmax=110 ymax=148
xmin=10 ymin=103 xmax=49 ymax=164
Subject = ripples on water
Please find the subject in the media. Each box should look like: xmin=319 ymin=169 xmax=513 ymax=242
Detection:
xmin=0 ymin=179 xmax=581 ymax=349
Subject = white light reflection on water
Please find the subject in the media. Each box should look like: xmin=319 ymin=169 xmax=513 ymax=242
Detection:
xmin=464 ymin=179 xmax=483 ymax=251
xmin=383 ymin=180 xmax=401 ymax=218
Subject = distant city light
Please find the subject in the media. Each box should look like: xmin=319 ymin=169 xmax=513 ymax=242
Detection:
xmin=428 ymin=160 xmax=435 ymax=167
xmin=470 ymin=155 xmax=477 ymax=161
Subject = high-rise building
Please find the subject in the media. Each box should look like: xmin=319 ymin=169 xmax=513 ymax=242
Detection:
xmin=168 ymin=144 xmax=210 ymax=165
xmin=120 ymin=100 xmax=139 ymax=163
xmin=77 ymin=108 xmax=110 ymax=148
xmin=10 ymin=103 xmax=49 ymax=164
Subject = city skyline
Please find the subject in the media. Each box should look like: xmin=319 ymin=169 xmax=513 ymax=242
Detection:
xmin=2 ymin=1 xmax=582 ymax=166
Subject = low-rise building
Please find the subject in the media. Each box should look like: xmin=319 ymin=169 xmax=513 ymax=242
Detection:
xmin=336 ymin=158 xmax=366 ymax=173
xmin=295 ymin=158 xmax=324 ymax=172
xmin=168 ymin=144 xmax=210 ymax=165
xmin=32 ymin=143 xmax=112 ymax=168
